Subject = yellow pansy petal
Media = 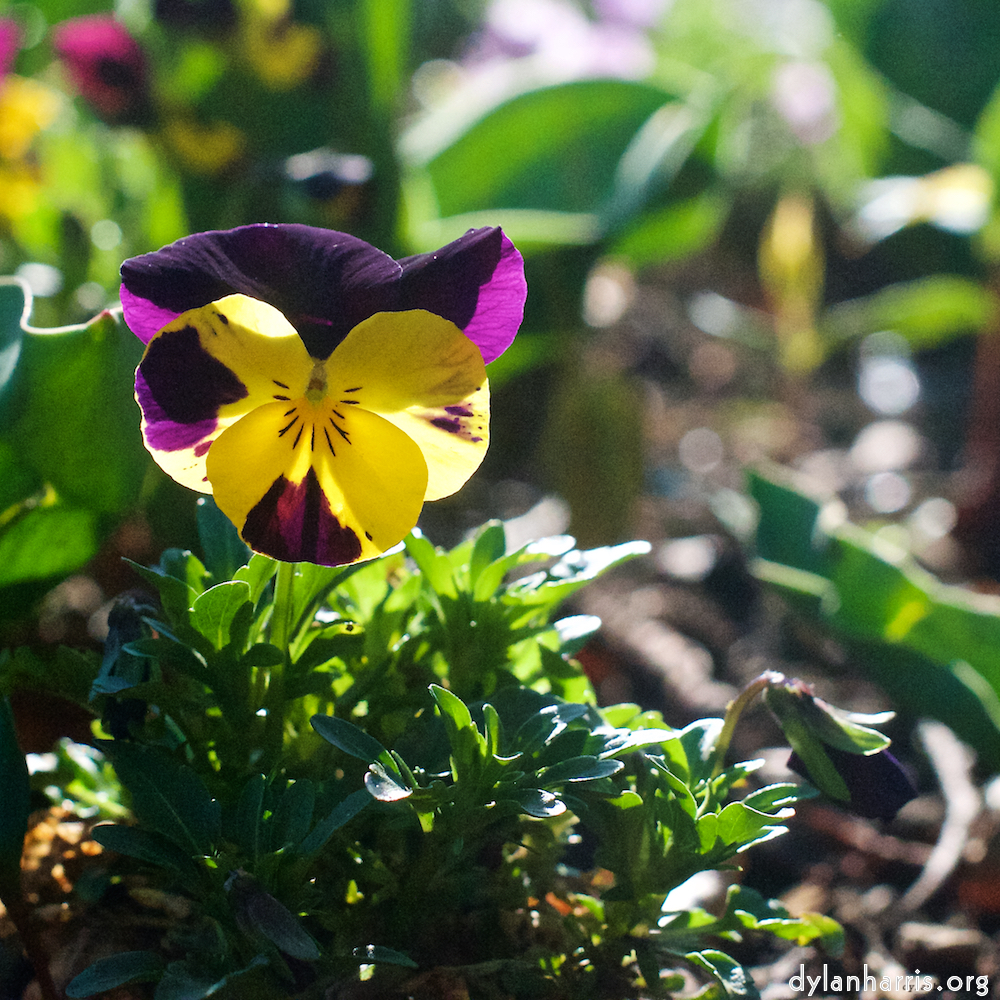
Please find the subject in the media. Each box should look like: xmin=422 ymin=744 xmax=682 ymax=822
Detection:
xmin=136 ymin=293 xmax=315 ymax=492
xmin=327 ymin=309 xmax=489 ymax=500
xmin=206 ymin=400 xmax=428 ymax=566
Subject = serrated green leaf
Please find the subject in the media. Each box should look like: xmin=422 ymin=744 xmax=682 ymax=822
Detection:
xmin=65 ymin=950 xmax=166 ymax=997
xmin=190 ymin=581 xmax=252 ymax=651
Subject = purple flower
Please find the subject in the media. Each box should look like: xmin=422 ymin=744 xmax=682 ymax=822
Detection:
xmin=0 ymin=18 xmax=21 ymax=77
xmin=120 ymin=225 xmax=526 ymax=566
xmin=52 ymin=15 xmax=150 ymax=125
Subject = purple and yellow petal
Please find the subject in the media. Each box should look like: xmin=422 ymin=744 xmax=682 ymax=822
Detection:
xmin=121 ymin=224 xmax=401 ymax=357
xmin=136 ymin=294 xmax=313 ymax=491
xmin=206 ymin=401 xmax=427 ymax=565
xmin=120 ymin=224 xmax=525 ymax=363
xmin=397 ymin=228 xmax=526 ymax=364
xmin=326 ymin=309 xmax=489 ymax=500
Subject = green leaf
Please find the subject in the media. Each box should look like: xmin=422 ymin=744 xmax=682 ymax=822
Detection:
xmin=65 ymin=951 xmax=166 ymax=997
xmin=270 ymin=779 xmax=315 ymax=851
xmin=685 ymin=949 xmax=760 ymax=999
xmin=468 ymin=521 xmax=506 ymax=589
xmin=234 ymin=774 xmax=266 ymax=863
xmin=511 ymin=787 xmax=566 ymax=818
xmin=0 ymin=696 xmax=29 ymax=903
xmin=352 ymin=944 xmax=418 ymax=969
xmin=0 ymin=503 xmax=99 ymax=587
xmin=4 ymin=290 xmax=148 ymax=514
xmin=365 ymin=762 xmax=412 ymax=801
xmin=415 ymin=80 xmax=677 ymax=219
xmin=190 ymin=582 xmax=253 ymax=651
xmin=716 ymin=802 xmax=787 ymax=849
xmin=297 ymin=788 xmax=371 ymax=856
xmin=89 ymin=824 xmax=202 ymax=880
xmin=540 ymin=755 xmax=623 ymax=784
xmin=821 ymin=276 xmax=996 ymax=349
xmin=311 ymin=714 xmax=391 ymax=765
xmin=430 ymin=683 xmax=474 ymax=733
xmin=196 ymin=497 xmax=250 ymax=582
xmin=102 ymin=742 xmax=219 ymax=855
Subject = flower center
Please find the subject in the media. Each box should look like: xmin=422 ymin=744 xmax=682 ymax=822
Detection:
xmin=305 ymin=360 xmax=328 ymax=405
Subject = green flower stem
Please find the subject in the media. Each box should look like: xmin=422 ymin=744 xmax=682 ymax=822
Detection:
xmin=710 ymin=670 xmax=785 ymax=778
xmin=264 ymin=560 xmax=297 ymax=765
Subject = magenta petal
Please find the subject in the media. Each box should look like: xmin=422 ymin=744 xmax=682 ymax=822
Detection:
xmin=120 ymin=285 xmax=181 ymax=345
xmin=0 ymin=19 xmax=21 ymax=76
xmin=397 ymin=228 xmax=526 ymax=364
xmin=121 ymin=225 xmax=401 ymax=358
xmin=461 ymin=231 xmax=526 ymax=364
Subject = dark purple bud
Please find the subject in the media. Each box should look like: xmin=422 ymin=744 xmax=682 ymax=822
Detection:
xmin=787 ymin=745 xmax=916 ymax=821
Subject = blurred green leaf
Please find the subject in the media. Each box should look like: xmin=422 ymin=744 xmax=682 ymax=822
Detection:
xmin=65 ymin=951 xmax=166 ymax=998
xmin=822 ymin=276 xmax=996 ymax=348
xmin=0 ymin=696 xmax=28 ymax=905
xmin=417 ymin=80 xmax=676 ymax=218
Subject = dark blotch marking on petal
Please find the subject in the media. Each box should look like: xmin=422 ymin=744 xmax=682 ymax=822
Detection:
xmin=215 ymin=311 xmax=229 ymax=325
xmin=365 ymin=531 xmax=373 ymax=541
xmin=194 ymin=440 xmax=213 ymax=458
xmin=444 ymin=405 xmax=473 ymax=417
xmin=431 ymin=416 xmax=462 ymax=434
xmin=139 ymin=325 xmax=248 ymax=425
xmin=243 ymin=467 xmax=362 ymax=565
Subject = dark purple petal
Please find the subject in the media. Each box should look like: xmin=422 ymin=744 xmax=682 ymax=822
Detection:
xmin=137 ymin=324 xmax=247 ymax=450
xmin=242 ymin=467 xmax=362 ymax=564
xmin=121 ymin=224 xmax=525 ymax=362
xmin=121 ymin=225 xmax=401 ymax=358
xmin=787 ymin=746 xmax=916 ymax=821
xmin=397 ymin=228 xmax=526 ymax=364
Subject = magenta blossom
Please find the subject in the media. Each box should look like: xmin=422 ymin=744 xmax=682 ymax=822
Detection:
xmin=53 ymin=14 xmax=149 ymax=124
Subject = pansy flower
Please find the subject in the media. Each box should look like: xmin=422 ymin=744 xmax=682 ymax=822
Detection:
xmin=120 ymin=224 xmax=526 ymax=566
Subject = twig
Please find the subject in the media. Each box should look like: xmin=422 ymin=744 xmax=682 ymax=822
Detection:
xmin=899 ymin=720 xmax=980 ymax=912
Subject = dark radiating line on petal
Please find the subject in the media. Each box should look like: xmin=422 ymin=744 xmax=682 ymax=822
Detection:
xmin=344 ymin=386 xmax=361 ymax=392
xmin=310 ymin=425 xmax=315 ymax=451
xmin=340 ymin=398 xmax=359 ymax=405
xmin=332 ymin=409 xmax=344 ymax=419
xmin=293 ymin=425 xmax=303 ymax=448
xmin=279 ymin=416 xmax=300 ymax=437
xmin=284 ymin=407 xmax=296 ymax=415
xmin=273 ymin=394 xmax=290 ymax=401
xmin=273 ymin=380 xmax=290 ymax=389
xmin=324 ymin=427 xmax=335 ymax=455
xmin=330 ymin=418 xmax=350 ymax=442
